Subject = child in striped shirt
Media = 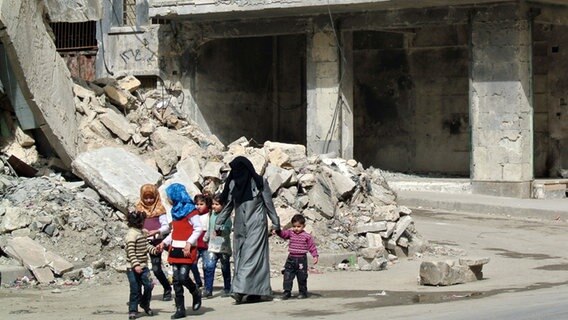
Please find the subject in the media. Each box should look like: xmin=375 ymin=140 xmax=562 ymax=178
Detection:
xmin=125 ymin=210 xmax=160 ymax=319
xmin=275 ymin=214 xmax=319 ymax=300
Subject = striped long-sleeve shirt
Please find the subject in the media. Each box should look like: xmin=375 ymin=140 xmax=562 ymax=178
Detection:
xmin=277 ymin=229 xmax=319 ymax=258
xmin=125 ymin=228 xmax=158 ymax=269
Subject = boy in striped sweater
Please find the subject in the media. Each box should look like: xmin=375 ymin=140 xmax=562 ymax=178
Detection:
xmin=126 ymin=211 xmax=160 ymax=319
xmin=275 ymin=214 xmax=319 ymax=300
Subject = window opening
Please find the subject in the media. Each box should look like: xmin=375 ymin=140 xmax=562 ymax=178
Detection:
xmin=50 ymin=21 xmax=97 ymax=52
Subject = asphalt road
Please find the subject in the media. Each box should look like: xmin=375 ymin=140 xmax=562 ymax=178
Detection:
xmin=1 ymin=209 xmax=567 ymax=319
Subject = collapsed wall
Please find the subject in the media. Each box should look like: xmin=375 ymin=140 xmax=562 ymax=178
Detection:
xmin=0 ymin=74 xmax=429 ymax=285
xmin=0 ymin=0 xmax=78 ymax=166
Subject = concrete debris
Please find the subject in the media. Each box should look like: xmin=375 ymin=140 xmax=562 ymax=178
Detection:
xmin=419 ymin=257 xmax=489 ymax=286
xmin=117 ymin=75 xmax=141 ymax=93
xmin=0 ymin=207 xmax=31 ymax=234
xmin=0 ymin=74 xmax=441 ymax=287
xmin=71 ymin=147 xmax=162 ymax=213
xmin=15 ymin=127 xmax=35 ymax=148
xmin=99 ymin=108 xmax=133 ymax=142
xmin=0 ymin=173 xmax=128 ymax=285
xmin=103 ymin=85 xmax=131 ymax=108
xmin=4 ymin=237 xmax=74 ymax=283
xmin=153 ymin=146 xmax=178 ymax=175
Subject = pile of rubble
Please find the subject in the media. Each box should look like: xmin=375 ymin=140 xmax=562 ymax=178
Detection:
xmin=0 ymin=173 xmax=128 ymax=285
xmin=0 ymin=74 xmax=429 ymax=287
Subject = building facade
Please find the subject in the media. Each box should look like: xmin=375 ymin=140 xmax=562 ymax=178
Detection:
xmin=94 ymin=0 xmax=568 ymax=197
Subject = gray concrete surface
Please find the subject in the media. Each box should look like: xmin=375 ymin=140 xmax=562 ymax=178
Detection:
xmin=2 ymin=208 xmax=567 ymax=319
xmin=397 ymin=190 xmax=568 ymax=221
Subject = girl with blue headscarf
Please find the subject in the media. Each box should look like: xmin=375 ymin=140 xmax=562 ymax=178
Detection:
xmin=158 ymin=183 xmax=203 ymax=319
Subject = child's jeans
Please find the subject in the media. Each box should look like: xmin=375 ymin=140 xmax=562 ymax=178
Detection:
xmin=127 ymin=267 xmax=153 ymax=312
xmin=190 ymin=248 xmax=206 ymax=287
xmin=203 ymin=251 xmax=231 ymax=293
xmin=283 ymin=254 xmax=308 ymax=294
xmin=172 ymin=263 xmax=198 ymax=299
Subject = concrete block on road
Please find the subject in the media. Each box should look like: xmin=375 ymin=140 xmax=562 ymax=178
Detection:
xmin=0 ymin=265 xmax=32 ymax=285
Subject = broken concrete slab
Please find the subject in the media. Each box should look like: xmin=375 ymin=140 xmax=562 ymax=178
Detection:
xmin=372 ymin=205 xmax=400 ymax=222
xmin=459 ymin=257 xmax=490 ymax=280
xmin=152 ymin=127 xmax=200 ymax=158
xmin=15 ymin=126 xmax=35 ymax=147
xmin=308 ymin=181 xmax=335 ymax=219
xmin=264 ymin=141 xmax=307 ymax=168
xmin=103 ymin=85 xmax=130 ymax=108
xmin=4 ymin=237 xmax=74 ymax=283
xmin=267 ymin=147 xmax=291 ymax=168
xmin=371 ymin=182 xmax=397 ymax=205
xmin=359 ymin=246 xmax=386 ymax=259
xmin=71 ymin=147 xmax=162 ymax=213
xmin=0 ymin=207 xmax=31 ymax=234
xmin=73 ymin=83 xmax=95 ymax=99
xmin=0 ymin=0 xmax=78 ymax=166
xmin=0 ymin=264 xmax=33 ymax=285
xmin=390 ymin=215 xmax=413 ymax=242
xmin=43 ymin=0 xmax=102 ymax=22
xmin=139 ymin=122 xmax=156 ymax=137
xmin=366 ymin=232 xmax=384 ymax=248
xmin=228 ymin=136 xmax=249 ymax=149
xmin=298 ymin=173 xmax=316 ymax=189
xmin=87 ymin=119 xmax=113 ymax=140
xmin=358 ymin=256 xmax=387 ymax=271
xmin=264 ymin=164 xmax=291 ymax=195
xmin=153 ymin=146 xmax=178 ymax=175
xmin=201 ymin=161 xmax=224 ymax=180
xmin=117 ymin=75 xmax=141 ymax=92
xmin=99 ymin=109 xmax=132 ymax=142
xmin=354 ymin=221 xmax=387 ymax=234
xmin=419 ymin=259 xmax=480 ymax=286
xmin=176 ymin=157 xmax=201 ymax=185
xmin=322 ymin=166 xmax=356 ymax=200
xmin=379 ymin=221 xmax=396 ymax=238
xmin=459 ymin=257 xmax=490 ymax=267
xmin=399 ymin=205 xmax=412 ymax=216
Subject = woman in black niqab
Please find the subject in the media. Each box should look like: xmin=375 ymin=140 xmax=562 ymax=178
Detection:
xmin=215 ymin=155 xmax=280 ymax=303
xmin=220 ymin=156 xmax=264 ymax=204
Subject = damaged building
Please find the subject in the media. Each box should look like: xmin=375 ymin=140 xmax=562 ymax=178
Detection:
xmin=1 ymin=0 xmax=568 ymax=198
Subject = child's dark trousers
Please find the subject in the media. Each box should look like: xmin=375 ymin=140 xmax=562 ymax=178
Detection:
xmin=283 ymin=254 xmax=308 ymax=294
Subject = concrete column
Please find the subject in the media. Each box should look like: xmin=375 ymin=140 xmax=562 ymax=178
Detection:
xmin=306 ymin=24 xmax=343 ymax=156
xmin=470 ymin=5 xmax=533 ymax=198
xmin=340 ymin=31 xmax=354 ymax=159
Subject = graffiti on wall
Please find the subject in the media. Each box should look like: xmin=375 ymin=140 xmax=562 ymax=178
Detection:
xmin=120 ymin=47 xmax=157 ymax=65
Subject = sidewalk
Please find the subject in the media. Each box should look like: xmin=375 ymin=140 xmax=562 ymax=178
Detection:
xmin=396 ymin=190 xmax=568 ymax=221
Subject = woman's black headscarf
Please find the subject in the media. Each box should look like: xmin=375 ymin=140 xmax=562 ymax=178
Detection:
xmin=220 ymin=156 xmax=264 ymax=204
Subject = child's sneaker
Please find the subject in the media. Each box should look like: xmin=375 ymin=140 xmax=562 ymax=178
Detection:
xmin=203 ymin=290 xmax=213 ymax=299
xmin=297 ymin=293 xmax=308 ymax=299
xmin=128 ymin=312 xmax=137 ymax=319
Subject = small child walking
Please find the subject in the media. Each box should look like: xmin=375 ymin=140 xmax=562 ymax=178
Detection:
xmin=203 ymin=194 xmax=232 ymax=298
xmin=125 ymin=210 xmax=160 ymax=319
xmin=275 ymin=214 xmax=319 ymax=300
xmin=189 ymin=194 xmax=210 ymax=290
